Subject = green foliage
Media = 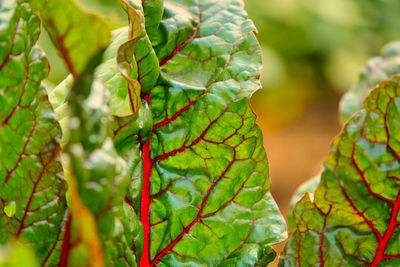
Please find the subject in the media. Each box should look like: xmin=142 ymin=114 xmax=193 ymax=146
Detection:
xmin=30 ymin=0 xmax=111 ymax=76
xmin=0 ymin=0 xmax=286 ymax=266
xmin=61 ymin=50 xmax=136 ymax=267
xmin=246 ymin=0 xmax=400 ymax=130
xmin=287 ymin=173 xmax=320 ymax=230
xmin=0 ymin=243 xmax=39 ymax=267
xmin=6 ymin=0 xmax=400 ymax=265
xmin=0 ymin=1 xmax=67 ymax=264
xmin=287 ymin=40 xmax=400 ymax=234
xmin=281 ymin=76 xmax=400 ymax=266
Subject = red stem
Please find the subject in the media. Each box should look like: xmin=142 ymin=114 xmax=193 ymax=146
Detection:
xmin=371 ymin=193 xmax=400 ymax=266
xmin=140 ymin=95 xmax=151 ymax=267
xmin=60 ymin=212 xmax=72 ymax=267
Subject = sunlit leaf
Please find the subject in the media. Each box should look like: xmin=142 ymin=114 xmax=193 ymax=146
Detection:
xmin=115 ymin=0 xmax=287 ymax=265
xmin=96 ymin=0 xmax=159 ymax=117
xmin=30 ymin=0 xmax=111 ymax=76
xmin=3 ymin=0 xmax=287 ymax=265
xmin=281 ymin=76 xmax=400 ymax=266
xmin=0 ymin=0 xmax=67 ymax=265
xmin=287 ymin=41 xmax=400 ymax=232
xmin=287 ymin=173 xmax=321 ymax=230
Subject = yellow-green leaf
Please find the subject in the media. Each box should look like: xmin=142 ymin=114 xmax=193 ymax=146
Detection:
xmin=30 ymin=0 xmax=111 ymax=76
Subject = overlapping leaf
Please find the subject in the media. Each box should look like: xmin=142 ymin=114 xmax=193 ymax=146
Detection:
xmin=54 ymin=52 xmax=140 ymax=266
xmin=29 ymin=0 xmax=111 ymax=77
xmin=114 ymin=0 xmax=287 ymax=265
xmin=1 ymin=0 xmax=287 ymax=265
xmin=96 ymin=0 xmax=159 ymax=116
xmin=281 ymin=76 xmax=400 ymax=266
xmin=0 ymin=0 xmax=67 ymax=265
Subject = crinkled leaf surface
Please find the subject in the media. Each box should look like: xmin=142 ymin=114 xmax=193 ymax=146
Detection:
xmin=340 ymin=41 xmax=400 ymax=123
xmin=111 ymin=0 xmax=287 ymax=265
xmin=0 ymin=0 xmax=67 ymax=265
xmin=281 ymin=76 xmax=400 ymax=266
xmin=287 ymin=172 xmax=321 ymax=230
xmin=287 ymin=41 xmax=400 ymax=232
xmin=24 ymin=0 xmax=287 ymax=264
xmin=29 ymin=0 xmax=110 ymax=77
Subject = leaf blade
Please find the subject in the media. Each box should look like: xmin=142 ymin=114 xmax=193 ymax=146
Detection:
xmin=30 ymin=0 xmax=111 ymax=76
xmin=0 ymin=1 xmax=67 ymax=265
xmin=96 ymin=0 xmax=160 ymax=117
xmin=281 ymin=76 xmax=400 ymax=266
xmin=115 ymin=0 xmax=287 ymax=265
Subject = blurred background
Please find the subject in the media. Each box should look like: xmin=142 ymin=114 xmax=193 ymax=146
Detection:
xmin=38 ymin=0 xmax=400 ymax=263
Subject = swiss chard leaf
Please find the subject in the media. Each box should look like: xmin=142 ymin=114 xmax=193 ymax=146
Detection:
xmin=113 ymin=0 xmax=287 ymax=265
xmin=142 ymin=0 xmax=163 ymax=46
xmin=3 ymin=0 xmax=287 ymax=265
xmin=287 ymin=41 xmax=400 ymax=232
xmin=286 ymin=173 xmax=320 ymax=230
xmin=96 ymin=0 xmax=159 ymax=117
xmin=281 ymin=76 xmax=400 ymax=266
xmin=0 ymin=0 xmax=67 ymax=265
xmin=29 ymin=0 xmax=111 ymax=77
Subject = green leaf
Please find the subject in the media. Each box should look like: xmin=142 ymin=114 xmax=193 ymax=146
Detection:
xmin=281 ymin=76 xmax=400 ymax=266
xmin=287 ymin=173 xmax=321 ymax=230
xmin=142 ymin=0 xmax=163 ymax=46
xmin=286 ymin=41 xmax=400 ymax=232
xmin=0 ymin=242 xmax=40 ymax=267
xmin=29 ymin=0 xmax=111 ymax=77
xmin=96 ymin=0 xmax=159 ymax=117
xmin=47 ymin=56 xmax=147 ymax=267
xmin=39 ymin=0 xmax=286 ymax=264
xmin=0 ymin=0 xmax=68 ymax=265
xmin=340 ymin=41 xmax=400 ymax=123
xmin=118 ymin=0 xmax=160 ymax=95
xmin=61 ymin=52 xmax=139 ymax=266
xmin=114 ymin=0 xmax=287 ymax=265
xmin=47 ymin=75 xmax=74 ymax=148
